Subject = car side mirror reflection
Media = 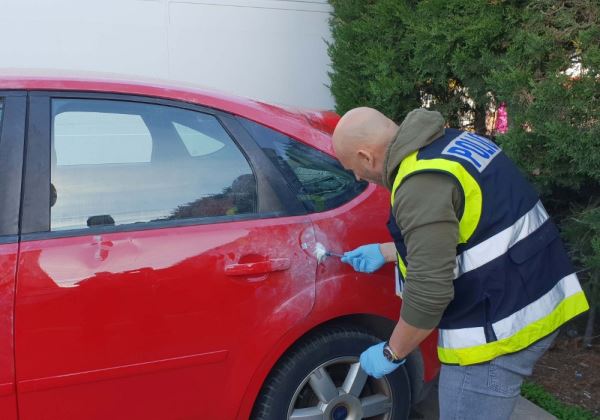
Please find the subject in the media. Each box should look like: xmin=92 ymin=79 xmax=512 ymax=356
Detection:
xmin=87 ymin=215 xmax=115 ymax=227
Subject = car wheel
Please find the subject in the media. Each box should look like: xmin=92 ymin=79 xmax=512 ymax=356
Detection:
xmin=252 ymin=326 xmax=411 ymax=420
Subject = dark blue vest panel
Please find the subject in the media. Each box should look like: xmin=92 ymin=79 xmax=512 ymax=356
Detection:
xmin=415 ymin=129 xmax=540 ymax=247
xmin=387 ymin=129 xmax=574 ymax=333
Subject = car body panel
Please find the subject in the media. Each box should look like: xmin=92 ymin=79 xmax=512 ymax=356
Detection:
xmin=235 ymin=185 xmax=440 ymax=419
xmin=0 ymin=91 xmax=26 ymax=420
xmin=0 ymin=76 xmax=440 ymax=419
xmin=0 ymin=243 xmax=19 ymax=420
xmin=307 ymin=183 xmax=441 ymax=383
xmin=15 ymin=216 xmax=316 ymax=419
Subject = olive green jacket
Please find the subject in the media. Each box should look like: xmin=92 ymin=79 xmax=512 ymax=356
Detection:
xmin=382 ymin=109 xmax=463 ymax=329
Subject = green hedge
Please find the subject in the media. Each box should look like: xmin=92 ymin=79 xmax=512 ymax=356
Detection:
xmin=328 ymin=0 xmax=600 ymax=340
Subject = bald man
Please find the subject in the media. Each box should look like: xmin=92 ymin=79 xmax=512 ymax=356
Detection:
xmin=332 ymin=108 xmax=587 ymax=419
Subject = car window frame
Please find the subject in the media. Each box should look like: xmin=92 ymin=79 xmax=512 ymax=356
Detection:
xmin=21 ymin=91 xmax=306 ymax=240
xmin=235 ymin=116 xmax=368 ymax=214
xmin=0 ymin=91 xmax=26 ymax=242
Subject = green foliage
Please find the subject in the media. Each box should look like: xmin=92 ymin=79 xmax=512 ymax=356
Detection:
xmin=328 ymin=0 xmax=600 ymax=194
xmin=521 ymin=381 xmax=597 ymax=420
xmin=407 ymin=0 xmax=522 ymax=130
xmin=328 ymin=0 xmax=600 ymax=337
xmin=489 ymin=0 xmax=600 ymax=196
xmin=563 ymin=203 xmax=600 ymax=307
xmin=487 ymin=4 xmax=600 ymax=319
xmin=328 ymin=0 xmax=420 ymax=122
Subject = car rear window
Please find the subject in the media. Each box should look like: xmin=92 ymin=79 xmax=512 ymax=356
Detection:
xmin=239 ymin=118 xmax=367 ymax=212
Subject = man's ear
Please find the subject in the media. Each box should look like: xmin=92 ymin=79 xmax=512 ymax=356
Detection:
xmin=357 ymin=149 xmax=374 ymax=166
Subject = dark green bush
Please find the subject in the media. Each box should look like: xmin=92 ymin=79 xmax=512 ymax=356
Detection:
xmin=328 ymin=0 xmax=600 ymax=340
xmin=563 ymin=203 xmax=600 ymax=346
xmin=328 ymin=0 xmax=420 ymax=122
xmin=407 ymin=0 xmax=522 ymax=131
xmin=489 ymin=0 xmax=600 ymax=196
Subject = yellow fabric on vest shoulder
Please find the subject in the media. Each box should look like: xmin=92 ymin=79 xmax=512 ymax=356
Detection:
xmin=390 ymin=151 xmax=483 ymax=244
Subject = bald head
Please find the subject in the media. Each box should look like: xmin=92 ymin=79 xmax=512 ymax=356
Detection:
xmin=332 ymin=107 xmax=398 ymax=185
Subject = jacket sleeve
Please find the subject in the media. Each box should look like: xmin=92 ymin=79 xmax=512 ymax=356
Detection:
xmin=393 ymin=172 xmax=463 ymax=329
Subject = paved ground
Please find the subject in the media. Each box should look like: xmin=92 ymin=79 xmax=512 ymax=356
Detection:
xmin=409 ymin=383 xmax=556 ymax=419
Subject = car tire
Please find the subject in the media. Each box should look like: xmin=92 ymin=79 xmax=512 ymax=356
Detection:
xmin=252 ymin=326 xmax=411 ymax=420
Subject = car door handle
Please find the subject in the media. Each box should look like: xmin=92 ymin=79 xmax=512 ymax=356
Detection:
xmin=224 ymin=258 xmax=291 ymax=276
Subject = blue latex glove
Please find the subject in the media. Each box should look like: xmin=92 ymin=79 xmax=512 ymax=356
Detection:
xmin=341 ymin=244 xmax=385 ymax=273
xmin=359 ymin=342 xmax=405 ymax=379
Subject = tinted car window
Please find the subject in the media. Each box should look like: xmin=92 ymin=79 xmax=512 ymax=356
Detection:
xmin=239 ymin=118 xmax=367 ymax=212
xmin=51 ymin=99 xmax=257 ymax=231
xmin=173 ymin=120 xmax=226 ymax=157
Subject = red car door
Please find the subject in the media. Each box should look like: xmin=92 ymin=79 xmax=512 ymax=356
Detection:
xmin=15 ymin=93 xmax=316 ymax=419
xmin=0 ymin=92 xmax=26 ymax=420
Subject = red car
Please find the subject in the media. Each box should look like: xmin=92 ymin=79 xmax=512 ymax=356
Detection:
xmin=0 ymin=74 xmax=439 ymax=420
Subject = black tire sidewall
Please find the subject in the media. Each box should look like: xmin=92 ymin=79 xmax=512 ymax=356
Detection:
xmin=252 ymin=328 xmax=411 ymax=419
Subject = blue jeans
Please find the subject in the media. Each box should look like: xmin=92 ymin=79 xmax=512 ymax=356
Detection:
xmin=438 ymin=330 xmax=558 ymax=420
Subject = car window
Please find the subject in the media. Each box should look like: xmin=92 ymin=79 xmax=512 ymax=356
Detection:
xmin=51 ymin=99 xmax=257 ymax=231
xmin=173 ymin=121 xmax=226 ymax=157
xmin=55 ymin=111 xmax=152 ymax=165
xmin=239 ymin=118 xmax=367 ymax=212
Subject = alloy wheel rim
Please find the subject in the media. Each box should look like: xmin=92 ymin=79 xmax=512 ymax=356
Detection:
xmin=287 ymin=356 xmax=394 ymax=420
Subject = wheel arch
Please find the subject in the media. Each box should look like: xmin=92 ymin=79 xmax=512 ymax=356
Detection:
xmin=238 ymin=313 xmax=430 ymax=419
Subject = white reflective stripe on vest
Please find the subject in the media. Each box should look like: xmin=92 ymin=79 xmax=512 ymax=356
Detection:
xmin=439 ymin=273 xmax=582 ymax=349
xmin=454 ymin=200 xmax=549 ymax=278
xmin=438 ymin=325 xmax=486 ymax=349
xmin=493 ymin=273 xmax=582 ymax=340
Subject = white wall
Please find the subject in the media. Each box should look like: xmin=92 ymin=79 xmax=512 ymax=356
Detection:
xmin=0 ymin=0 xmax=335 ymax=109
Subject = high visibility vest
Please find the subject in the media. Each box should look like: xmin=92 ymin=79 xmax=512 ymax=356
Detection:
xmin=388 ymin=128 xmax=589 ymax=365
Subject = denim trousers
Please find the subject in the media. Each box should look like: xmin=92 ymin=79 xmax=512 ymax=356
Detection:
xmin=438 ymin=330 xmax=558 ymax=420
